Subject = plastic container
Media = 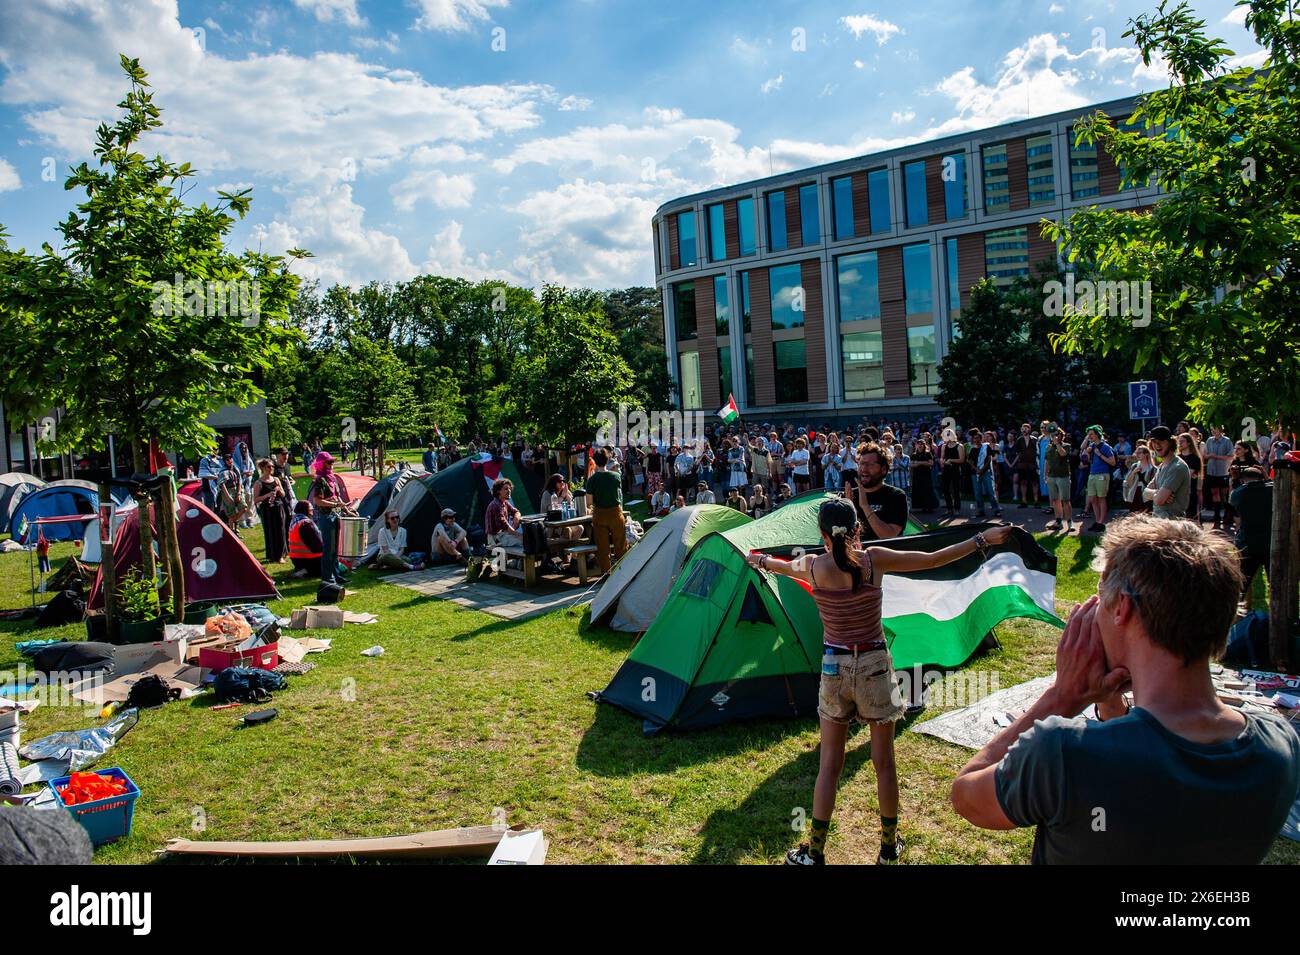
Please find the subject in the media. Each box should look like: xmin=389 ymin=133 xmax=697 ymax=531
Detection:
xmin=48 ymin=767 xmax=140 ymax=847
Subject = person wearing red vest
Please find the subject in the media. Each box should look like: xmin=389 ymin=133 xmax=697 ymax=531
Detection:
xmin=288 ymin=501 xmax=324 ymax=579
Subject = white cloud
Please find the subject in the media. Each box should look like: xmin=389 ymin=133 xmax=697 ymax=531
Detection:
xmin=761 ymin=74 xmax=784 ymax=94
xmin=0 ymin=156 xmax=20 ymax=192
xmin=390 ymin=168 xmax=476 ymax=211
xmin=840 ymin=14 xmax=902 ymax=46
xmin=853 ymin=59 xmax=866 ymax=69
xmin=1221 ymin=6 xmax=1249 ymax=26
xmin=1228 ymin=50 xmax=1268 ymax=69
xmin=292 ymin=0 xmax=365 ymax=28
xmin=558 ymin=95 xmax=592 ymax=111
xmin=730 ymin=36 xmax=761 ymax=60
xmin=420 ymin=220 xmax=510 ymax=283
xmin=891 ymin=108 xmax=915 ymax=124
xmin=411 ymin=0 xmax=508 ymax=32
xmin=1049 ymin=3 xmax=1064 ymax=13
xmin=353 ymin=32 xmax=401 ymax=53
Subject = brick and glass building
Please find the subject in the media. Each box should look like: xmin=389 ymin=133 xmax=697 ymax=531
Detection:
xmin=652 ymin=94 xmax=1159 ymax=421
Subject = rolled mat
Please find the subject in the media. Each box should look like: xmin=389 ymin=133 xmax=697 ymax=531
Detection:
xmin=0 ymin=741 xmax=21 ymax=796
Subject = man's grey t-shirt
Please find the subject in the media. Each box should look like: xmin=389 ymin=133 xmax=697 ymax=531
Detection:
xmin=1205 ymin=435 xmax=1234 ymax=477
xmin=1152 ymin=455 xmax=1191 ymax=518
xmin=995 ymin=708 xmax=1300 ymax=864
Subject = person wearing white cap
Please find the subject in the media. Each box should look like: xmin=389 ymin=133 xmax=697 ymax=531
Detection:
xmin=433 ymin=507 xmax=469 ymax=564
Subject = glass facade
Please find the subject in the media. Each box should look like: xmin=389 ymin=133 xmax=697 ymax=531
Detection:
xmin=737 ymin=197 xmax=756 ymax=256
xmin=836 ymin=252 xmax=880 ymax=321
xmin=799 ymin=183 xmax=820 ymax=245
xmin=718 ymin=345 xmax=732 ymax=405
xmin=714 ymin=275 xmax=730 ymax=336
xmin=902 ymin=242 xmax=932 ymax=315
xmin=943 ymin=152 xmax=967 ymax=220
xmin=769 ymin=263 xmax=805 ymax=330
xmin=707 ymin=203 xmax=726 ymax=262
xmin=673 ymin=281 xmax=697 ymax=340
xmin=837 ymin=251 xmax=883 ymax=401
xmin=841 ymin=331 xmax=884 ymax=400
xmin=908 ymin=323 xmax=938 ymax=397
xmin=774 ymin=339 xmax=807 ymax=404
xmin=740 ymin=270 xmax=752 ymax=334
xmin=679 ymin=351 xmax=701 ymax=410
xmin=868 ymin=168 xmax=891 ymax=233
xmin=767 ymin=191 xmax=787 ymax=252
xmin=982 ymin=143 xmax=1009 ymax=213
xmin=945 ymin=236 xmax=961 ymax=337
xmin=1069 ymin=125 xmax=1100 ymax=198
xmin=744 ymin=345 xmax=755 ymax=406
xmin=832 ymin=175 xmax=854 ymax=240
xmin=984 ymin=226 xmax=1029 ymax=288
xmin=678 ymin=210 xmax=697 ymax=266
xmin=1026 ymin=133 xmax=1055 ymax=206
xmin=903 ymin=160 xmax=928 ymax=229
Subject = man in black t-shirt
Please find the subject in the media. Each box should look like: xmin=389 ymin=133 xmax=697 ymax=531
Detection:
xmin=852 ymin=441 xmax=908 ymax=540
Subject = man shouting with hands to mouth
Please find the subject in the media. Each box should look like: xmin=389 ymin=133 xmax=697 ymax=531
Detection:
xmin=950 ymin=514 xmax=1300 ymax=864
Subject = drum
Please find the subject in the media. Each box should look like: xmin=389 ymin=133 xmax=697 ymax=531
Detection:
xmin=338 ymin=515 xmax=368 ymax=559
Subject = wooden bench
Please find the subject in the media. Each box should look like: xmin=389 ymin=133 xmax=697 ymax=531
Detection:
xmin=566 ymin=544 xmax=598 ymax=584
xmin=496 ymin=546 xmax=539 ymax=587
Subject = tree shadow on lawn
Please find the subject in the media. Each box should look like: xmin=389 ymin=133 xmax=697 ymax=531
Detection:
xmin=1034 ymin=532 xmax=1100 ymax=578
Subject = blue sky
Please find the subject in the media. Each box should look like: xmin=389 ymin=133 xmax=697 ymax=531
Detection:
xmin=0 ymin=0 xmax=1265 ymax=290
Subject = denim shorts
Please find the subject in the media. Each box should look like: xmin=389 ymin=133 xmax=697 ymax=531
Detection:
xmin=818 ymin=649 xmax=906 ymax=725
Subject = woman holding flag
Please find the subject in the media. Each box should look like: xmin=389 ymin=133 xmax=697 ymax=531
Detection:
xmin=745 ymin=497 xmax=1011 ymax=865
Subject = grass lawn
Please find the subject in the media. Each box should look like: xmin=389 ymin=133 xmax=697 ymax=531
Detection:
xmin=2 ymin=526 xmax=1294 ymax=865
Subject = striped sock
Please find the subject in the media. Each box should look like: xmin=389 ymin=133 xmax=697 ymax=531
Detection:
xmin=809 ymin=817 xmax=830 ymax=860
xmin=880 ymin=815 xmax=898 ymax=851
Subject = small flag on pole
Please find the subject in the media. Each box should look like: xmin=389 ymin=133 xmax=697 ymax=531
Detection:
xmin=716 ymin=393 xmax=740 ymax=424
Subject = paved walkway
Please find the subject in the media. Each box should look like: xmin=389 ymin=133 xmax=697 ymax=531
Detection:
xmin=382 ymin=564 xmax=596 ymax=621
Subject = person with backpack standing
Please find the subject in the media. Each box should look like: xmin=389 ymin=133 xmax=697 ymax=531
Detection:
xmin=747 ymin=498 xmax=1011 ymax=865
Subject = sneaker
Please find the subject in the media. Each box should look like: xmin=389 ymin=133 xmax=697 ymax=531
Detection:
xmin=1046 ymin=519 xmax=1061 ymax=531
xmin=1094 ymin=522 xmax=1106 ymax=533
xmin=1066 ymin=521 xmax=1074 ymax=533
xmin=878 ymin=835 xmax=906 ymax=865
xmin=784 ymin=844 xmax=824 ymax=866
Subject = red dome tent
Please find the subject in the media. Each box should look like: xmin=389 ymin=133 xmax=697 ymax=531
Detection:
xmin=88 ymin=494 xmax=279 ymax=608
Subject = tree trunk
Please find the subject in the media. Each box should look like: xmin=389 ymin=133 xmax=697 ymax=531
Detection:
xmin=157 ymin=475 xmax=186 ymax=622
xmin=1268 ymin=464 xmax=1299 ymax=671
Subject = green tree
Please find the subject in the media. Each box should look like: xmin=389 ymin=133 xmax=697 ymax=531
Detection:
xmin=603 ymin=286 xmax=673 ymax=409
xmin=1046 ymin=0 xmax=1300 ymax=663
xmin=0 ymin=56 xmax=306 ymax=621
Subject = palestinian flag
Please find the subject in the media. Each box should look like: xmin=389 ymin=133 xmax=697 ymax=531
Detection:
xmin=469 ymin=452 xmax=501 ymax=495
xmin=871 ymin=523 xmax=1063 ymax=670
xmin=716 ymin=393 xmax=740 ymax=424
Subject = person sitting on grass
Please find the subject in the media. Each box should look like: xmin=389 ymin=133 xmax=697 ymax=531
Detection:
xmin=670 ymin=495 xmax=687 ymax=512
xmin=950 ymin=514 xmax=1300 ymax=864
xmin=695 ymin=481 xmax=716 ymax=505
xmin=373 ymin=510 xmax=416 ymax=571
xmin=432 ymin=507 xmax=470 ymax=564
xmin=749 ymin=483 xmax=769 ymax=517
xmin=747 ymin=497 xmax=1012 ymax=866
xmin=287 ymin=501 xmax=325 ymax=579
xmin=725 ymin=485 xmax=748 ymax=514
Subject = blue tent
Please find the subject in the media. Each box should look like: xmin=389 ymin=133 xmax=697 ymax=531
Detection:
xmin=0 ymin=473 xmax=45 ymax=535
xmin=10 ymin=480 xmax=98 ymax=543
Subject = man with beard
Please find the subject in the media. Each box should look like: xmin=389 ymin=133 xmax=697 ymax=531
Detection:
xmin=851 ymin=442 xmax=908 ymax=541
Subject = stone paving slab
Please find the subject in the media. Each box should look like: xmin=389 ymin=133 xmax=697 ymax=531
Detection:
xmin=383 ymin=564 xmax=594 ymax=620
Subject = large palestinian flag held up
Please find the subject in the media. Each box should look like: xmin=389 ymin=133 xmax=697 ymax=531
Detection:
xmin=597 ymin=516 xmax=1060 ymax=733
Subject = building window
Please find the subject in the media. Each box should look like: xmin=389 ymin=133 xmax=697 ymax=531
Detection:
xmin=836 ymin=251 xmax=880 ymax=322
xmin=678 ymin=210 xmax=698 ymax=267
xmin=943 ymin=152 xmax=967 ymax=220
xmin=832 ymin=176 xmax=854 ymax=240
xmin=868 ymin=168 xmax=891 ymax=233
xmin=744 ymin=345 xmax=755 ymax=406
xmin=767 ymin=191 xmax=787 ymax=252
xmin=982 ymin=143 xmax=1009 ymax=213
xmin=708 ymin=203 xmax=726 ymax=262
xmin=908 ymin=323 xmax=938 ymax=397
xmin=769 ymin=264 xmax=805 ymax=330
xmin=903 ymin=242 xmax=932 ymax=315
xmin=714 ymin=275 xmax=730 ymax=337
xmin=945 ymin=236 xmax=961 ymax=337
xmin=774 ymin=339 xmax=808 ymax=404
xmin=673 ymin=281 xmax=697 ymax=341
xmin=740 ymin=270 xmax=752 ymax=334
xmin=1026 ymin=133 xmax=1054 ymax=206
xmin=679 ymin=350 xmax=701 ymax=410
xmin=738 ymin=197 xmax=756 ymax=256
xmin=841 ymin=331 xmax=884 ymax=400
xmin=984 ymin=226 xmax=1029 ymax=288
xmin=903 ymin=160 xmax=928 ymax=229
xmin=1069 ymin=126 xmax=1100 ymax=199
xmin=799 ymin=183 xmax=820 ymax=245
xmin=718 ymin=345 xmax=732 ymax=405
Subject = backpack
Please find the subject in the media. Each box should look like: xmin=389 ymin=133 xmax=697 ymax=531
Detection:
xmin=1224 ymin=611 xmax=1269 ymax=669
xmin=213 ymin=667 xmax=287 ymax=703
xmin=125 ymin=674 xmax=182 ymax=709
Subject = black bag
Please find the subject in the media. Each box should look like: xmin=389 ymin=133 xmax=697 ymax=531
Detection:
xmin=35 ymin=590 xmax=85 ymax=629
xmin=124 ymin=674 xmax=181 ymax=709
xmin=521 ymin=518 xmax=548 ymax=556
xmin=32 ymin=642 xmax=116 ymax=676
xmin=213 ymin=667 xmax=287 ymax=703
xmin=316 ymin=581 xmax=345 ymax=604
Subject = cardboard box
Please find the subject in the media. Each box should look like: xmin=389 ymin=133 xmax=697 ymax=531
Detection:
xmin=198 ymin=640 xmax=279 ymax=673
xmin=487 ymin=829 xmax=547 ymax=865
xmin=290 ymin=606 xmax=345 ymax=630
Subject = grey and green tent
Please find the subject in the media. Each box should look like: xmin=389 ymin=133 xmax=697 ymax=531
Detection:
xmin=597 ymin=504 xmax=1060 ymax=733
xmin=590 ymin=504 xmax=753 ymax=632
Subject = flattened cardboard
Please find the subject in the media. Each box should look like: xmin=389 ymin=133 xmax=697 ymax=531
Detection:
xmin=162 ymin=824 xmax=534 ymax=859
xmin=71 ymin=655 xmax=207 ymax=705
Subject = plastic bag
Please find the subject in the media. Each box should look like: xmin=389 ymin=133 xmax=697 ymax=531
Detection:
xmin=19 ymin=708 xmax=140 ymax=771
xmin=206 ymin=612 xmax=252 ymax=640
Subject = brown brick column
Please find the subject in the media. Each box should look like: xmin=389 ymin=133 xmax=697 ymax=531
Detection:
xmin=878 ymin=246 xmax=910 ymax=399
xmin=800 ymin=260 xmax=827 ymax=403
xmin=750 ymin=269 xmax=775 ymax=406
xmin=695 ymin=277 xmax=720 ymax=411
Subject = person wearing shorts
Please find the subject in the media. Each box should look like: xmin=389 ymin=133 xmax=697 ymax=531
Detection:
xmin=747 ymin=497 xmax=1012 ymax=866
xmin=1043 ymin=426 xmax=1074 ymax=532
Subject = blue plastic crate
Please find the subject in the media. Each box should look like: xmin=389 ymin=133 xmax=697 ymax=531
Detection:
xmin=48 ymin=767 xmax=140 ymax=847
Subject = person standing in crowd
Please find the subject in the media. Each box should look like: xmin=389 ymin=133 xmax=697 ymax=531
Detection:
xmin=821 ymin=438 xmax=844 ymax=492
xmin=1122 ymin=444 xmax=1156 ymax=515
xmin=951 ymin=515 xmax=1300 ymax=864
xmin=727 ymin=436 xmax=748 ymax=493
xmin=753 ymin=498 xmax=1012 ymax=865
xmin=749 ymin=435 xmax=771 ymax=497
xmin=1230 ymin=467 xmax=1273 ymax=609
xmin=1144 ymin=426 xmax=1191 ymax=520
xmin=1043 ymin=426 xmax=1074 ymax=533
xmin=485 ymin=478 xmax=524 ymax=550
xmin=645 ymin=442 xmax=664 ymax=499
xmin=939 ymin=428 xmax=965 ymax=519
xmin=1080 ymin=425 xmax=1116 ymax=533
xmin=768 ymin=431 xmax=787 ymax=492
xmin=1176 ymin=433 xmax=1204 ymax=524
xmin=789 ymin=437 xmax=812 ymax=494
xmin=252 ymin=458 xmax=288 ymax=563
xmin=433 ymin=508 xmax=470 ymax=565
xmin=198 ymin=446 xmax=222 ymax=512
xmin=1013 ymin=423 xmax=1040 ymax=509
xmin=217 ymin=453 xmax=246 ymax=530
xmin=672 ymin=442 xmax=693 ymax=500
xmin=271 ymin=446 xmax=298 ymax=549
xmin=422 ymin=442 xmax=437 ymax=473
xmin=852 ymin=442 xmax=908 ymax=541
xmin=888 ymin=443 xmax=911 ymax=496
xmin=308 ymin=451 xmax=350 ymax=587
xmin=908 ymin=438 xmax=938 ymax=514
xmin=1202 ymin=424 xmax=1234 ymax=530
xmin=236 ymin=440 xmax=257 ymax=529
xmin=969 ymin=430 xmax=1003 ymax=519
xmin=585 ymin=449 xmax=625 ymax=576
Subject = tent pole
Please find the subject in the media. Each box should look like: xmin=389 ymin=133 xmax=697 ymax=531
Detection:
xmin=98 ymin=481 xmax=119 ymax=639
